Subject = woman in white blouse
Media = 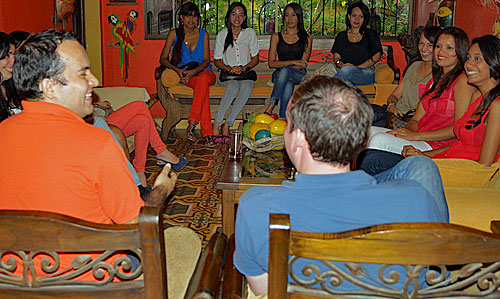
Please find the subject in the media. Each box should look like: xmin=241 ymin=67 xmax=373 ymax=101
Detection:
xmin=213 ymin=1 xmax=259 ymax=143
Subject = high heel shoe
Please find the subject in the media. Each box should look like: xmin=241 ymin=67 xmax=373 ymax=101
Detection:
xmin=186 ymin=122 xmax=197 ymax=142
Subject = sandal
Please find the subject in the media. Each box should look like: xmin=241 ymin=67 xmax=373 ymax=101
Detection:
xmin=213 ymin=135 xmax=224 ymax=144
xmin=222 ymin=135 xmax=231 ymax=144
xmin=205 ymin=135 xmax=215 ymax=146
xmin=186 ymin=122 xmax=197 ymax=142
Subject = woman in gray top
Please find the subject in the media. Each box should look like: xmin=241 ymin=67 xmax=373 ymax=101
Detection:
xmin=386 ymin=26 xmax=442 ymax=117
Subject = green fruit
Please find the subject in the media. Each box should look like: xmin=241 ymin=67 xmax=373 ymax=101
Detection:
xmin=255 ymin=129 xmax=271 ymax=144
xmin=243 ymin=122 xmax=252 ymax=139
xmin=247 ymin=112 xmax=257 ymax=124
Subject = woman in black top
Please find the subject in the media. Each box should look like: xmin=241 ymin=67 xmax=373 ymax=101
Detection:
xmin=264 ymin=2 xmax=312 ymax=118
xmin=331 ymin=1 xmax=382 ymax=85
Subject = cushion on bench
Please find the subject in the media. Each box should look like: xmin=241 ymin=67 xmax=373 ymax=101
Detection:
xmin=161 ymin=68 xmax=376 ymax=99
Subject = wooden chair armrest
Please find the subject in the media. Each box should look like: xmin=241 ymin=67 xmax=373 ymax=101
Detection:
xmin=138 ymin=206 xmax=167 ymax=298
xmin=491 ymin=221 xmax=500 ymax=234
xmin=155 ymin=65 xmax=166 ymax=81
xmin=185 ymin=232 xmax=228 ymax=299
xmin=223 ymin=234 xmax=245 ymax=299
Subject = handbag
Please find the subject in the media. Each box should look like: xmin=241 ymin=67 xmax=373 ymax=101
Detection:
xmin=179 ymin=61 xmax=200 ymax=71
xmin=387 ymin=108 xmax=415 ymax=129
xmin=219 ymin=67 xmax=257 ymax=82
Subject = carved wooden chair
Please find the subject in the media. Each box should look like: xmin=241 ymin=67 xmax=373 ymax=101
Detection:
xmin=0 ymin=208 xmax=227 ymax=298
xmin=269 ymin=213 xmax=500 ymax=298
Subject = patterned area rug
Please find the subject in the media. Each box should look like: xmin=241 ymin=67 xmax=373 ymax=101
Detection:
xmin=144 ymin=131 xmax=227 ymax=247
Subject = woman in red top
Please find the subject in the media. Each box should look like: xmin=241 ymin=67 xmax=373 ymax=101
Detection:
xmin=358 ymin=35 xmax=500 ymax=175
xmin=404 ymin=35 xmax=500 ymax=166
xmin=367 ymin=27 xmax=476 ymax=155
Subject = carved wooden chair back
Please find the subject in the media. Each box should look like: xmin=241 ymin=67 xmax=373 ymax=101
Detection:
xmin=269 ymin=213 xmax=500 ymax=299
xmin=0 ymin=207 xmax=166 ymax=298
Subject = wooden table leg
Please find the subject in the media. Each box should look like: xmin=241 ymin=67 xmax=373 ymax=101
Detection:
xmin=222 ymin=190 xmax=236 ymax=236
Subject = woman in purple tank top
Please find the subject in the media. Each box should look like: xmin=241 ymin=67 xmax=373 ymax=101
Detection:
xmin=264 ymin=3 xmax=312 ymax=118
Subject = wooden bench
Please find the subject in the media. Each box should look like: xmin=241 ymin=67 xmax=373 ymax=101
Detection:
xmin=155 ymin=36 xmax=400 ymax=139
xmin=0 ymin=208 xmax=229 ymax=298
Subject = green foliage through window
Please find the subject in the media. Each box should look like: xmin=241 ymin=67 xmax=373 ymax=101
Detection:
xmin=193 ymin=0 xmax=410 ymax=37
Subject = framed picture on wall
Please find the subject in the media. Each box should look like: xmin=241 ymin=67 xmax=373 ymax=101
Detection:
xmin=144 ymin=0 xmax=178 ymax=40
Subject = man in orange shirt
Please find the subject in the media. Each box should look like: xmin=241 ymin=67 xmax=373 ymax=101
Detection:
xmin=0 ymin=30 xmax=176 ymax=280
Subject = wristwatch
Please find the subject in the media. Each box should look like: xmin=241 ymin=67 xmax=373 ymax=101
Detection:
xmin=335 ymin=60 xmax=342 ymax=68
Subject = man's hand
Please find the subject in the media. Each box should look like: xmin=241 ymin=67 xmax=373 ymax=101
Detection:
xmin=388 ymin=128 xmax=419 ymax=140
xmin=143 ymin=164 xmax=178 ymax=207
xmin=153 ymin=163 xmax=177 ymax=194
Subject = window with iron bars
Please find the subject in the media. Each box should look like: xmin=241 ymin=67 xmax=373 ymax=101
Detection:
xmin=193 ymin=0 xmax=411 ymax=37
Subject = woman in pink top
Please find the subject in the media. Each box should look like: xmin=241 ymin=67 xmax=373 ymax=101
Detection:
xmin=367 ymin=27 xmax=477 ymax=154
xmin=406 ymin=35 xmax=500 ymax=166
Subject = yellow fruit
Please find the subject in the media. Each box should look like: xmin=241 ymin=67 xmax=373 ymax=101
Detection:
xmin=268 ymin=119 xmax=287 ymax=135
xmin=254 ymin=113 xmax=275 ymax=125
xmin=249 ymin=123 xmax=268 ymax=140
xmin=271 ymin=132 xmax=285 ymax=150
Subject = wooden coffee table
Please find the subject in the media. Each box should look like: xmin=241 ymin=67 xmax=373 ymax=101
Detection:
xmin=216 ymin=150 xmax=294 ymax=236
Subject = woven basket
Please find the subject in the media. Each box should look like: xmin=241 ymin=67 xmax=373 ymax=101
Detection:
xmin=242 ymin=135 xmax=284 ymax=152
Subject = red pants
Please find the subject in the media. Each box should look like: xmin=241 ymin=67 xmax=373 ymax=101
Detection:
xmin=183 ymin=69 xmax=216 ymax=137
xmin=107 ymin=101 xmax=166 ymax=172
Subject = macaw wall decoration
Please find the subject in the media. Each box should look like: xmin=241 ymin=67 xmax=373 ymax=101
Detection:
xmin=434 ymin=0 xmax=455 ymax=27
xmin=108 ymin=10 xmax=138 ymax=82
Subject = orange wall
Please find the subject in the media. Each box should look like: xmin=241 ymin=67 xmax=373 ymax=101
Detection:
xmin=413 ymin=0 xmax=497 ymax=39
xmin=100 ymin=1 xmax=164 ymax=93
xmin=101 ymin=0 xmax=496 ymax=93
xmin=0 ymin=0 xmax=54 ymax=33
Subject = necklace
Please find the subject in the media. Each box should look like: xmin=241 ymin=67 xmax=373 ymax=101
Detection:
xmin=233 ymin=30 xmax=241 ymax=41
xmin=349 ymin=30 xmax=360 ymax=41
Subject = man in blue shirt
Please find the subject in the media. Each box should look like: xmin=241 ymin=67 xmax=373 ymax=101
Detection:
xmin=233 ymin=76 xmax=448 ymax=296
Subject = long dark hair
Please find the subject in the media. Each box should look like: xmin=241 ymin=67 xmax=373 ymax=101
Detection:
xmin=422 ymin=27 xmax=469 ymax=100
xmin=421 ymin=26 xmax=442 ymax=52
xmin=9 ymin=30 xmax=30 ymax=48
xmin=345 ymin=2 xmax=370 ymax=35
xmin=0 ymin=32 xmax=21 ymax=123
xmin=223 ymin=2 xmax=248 ymax=53
xmin=282 ymin=3 xmax=309 ymax=50
xmin=170 ymin=2 xmax=201 ymax=66
xmin=466 ymin=35 xmax=500 ymax=129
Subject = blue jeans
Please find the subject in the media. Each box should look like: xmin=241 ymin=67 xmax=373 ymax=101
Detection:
xmin=215 ymin=79 xmax=255 ymax=127
xmin=270 ymin=66 xmax=307 ymax=118
xmin=335 ymin=65 xmax=375 ymax=85
xmin=373 ymin=155 xmax=449 ymax=222
xmin=357 ymin=149 xmax=404 ymax=176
